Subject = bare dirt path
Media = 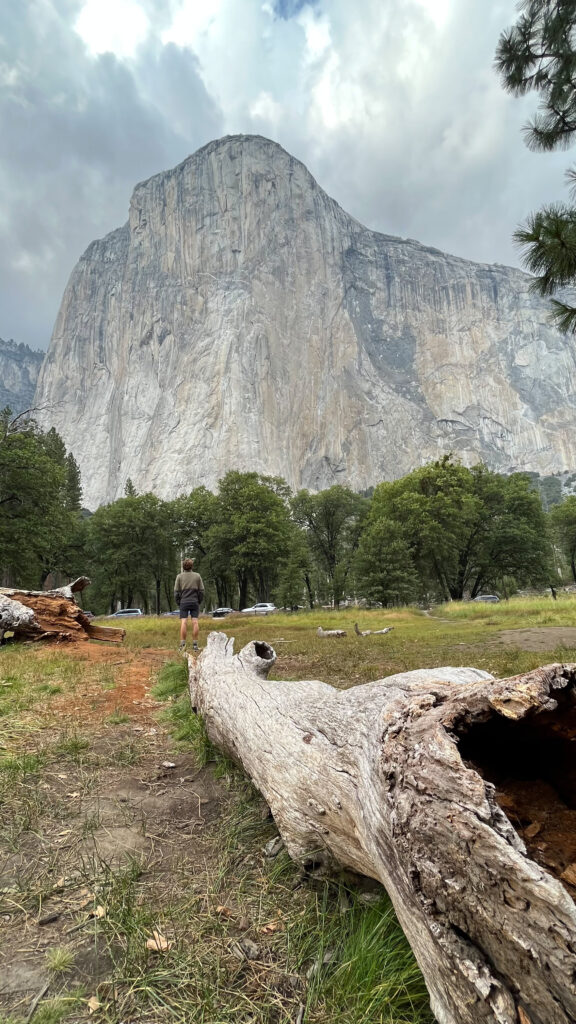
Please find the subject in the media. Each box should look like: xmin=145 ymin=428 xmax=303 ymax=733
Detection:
xmin=0 ymin=642 xmax=233 ymax=1021
xmin=495 ymin=627 xmax=576 ymax=651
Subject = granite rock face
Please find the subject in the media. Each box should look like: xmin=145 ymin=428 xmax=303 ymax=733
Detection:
xmin=0 ymin=338 xmax=44 ymax=416
xmin=35 ymin=135 xmax=576 ymax=508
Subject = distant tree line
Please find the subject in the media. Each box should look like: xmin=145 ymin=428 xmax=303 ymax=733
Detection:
xmin=5 ymin=411 xmax=576 ymax=612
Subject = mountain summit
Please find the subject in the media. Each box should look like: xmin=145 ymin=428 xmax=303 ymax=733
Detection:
xmin=36 ymin=134 xmax=576 ymax=507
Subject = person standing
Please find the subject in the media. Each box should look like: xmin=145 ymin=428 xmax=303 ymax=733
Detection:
xmin=174 ymin=558 xmax=204 ymax=651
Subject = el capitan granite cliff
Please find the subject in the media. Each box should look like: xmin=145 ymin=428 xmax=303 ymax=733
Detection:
xmin=35 ymin=135 xmax=576 ymax=508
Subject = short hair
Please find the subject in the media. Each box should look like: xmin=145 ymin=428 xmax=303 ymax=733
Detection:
xmin=182 ymin=558 xmax=194 ymax=570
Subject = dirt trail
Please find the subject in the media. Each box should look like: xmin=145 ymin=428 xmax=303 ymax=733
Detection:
xmin=0 ymin=641 xmax=232 ymax=1019
xmin=41 ymin=642 xmax=174 ymax=726
xmin=495 ymin=627 xmax=576 ymax=651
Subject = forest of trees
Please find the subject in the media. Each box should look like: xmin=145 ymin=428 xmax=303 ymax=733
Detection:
xmin=3 ymin=409 xmax=576 ymax=615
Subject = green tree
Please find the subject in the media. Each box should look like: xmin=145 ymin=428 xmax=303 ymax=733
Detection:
xmin=467 ymin=468 xmax=552 ymax=597
xmin=496 ymin=1 xmax=576 ymax=331
xmin=274 ymin=526 xmax=314 ymax=610
xmin=208 ymin=471 xmax=293 ymax=610
xmin=169 ymin=487 xmax=229 ymax=608
xmin=88 ymin=493 xmax=176 ymax=613
xmin=354 ymin=517 xmax=419 ymax=606
xmin=369 ymin=458 xmax=480 ymax=601
xmin=369 ymin=458 xmax=551 ymax=600
xmin=0 ymin=411 xmax=83 ymax=587
xmin=550 ymin=495 xmax=576 ymax=579
xmin=292 ymin=486 xmax=368 ymax=607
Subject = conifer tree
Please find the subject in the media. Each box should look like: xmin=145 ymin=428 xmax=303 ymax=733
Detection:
xmin=496 ymin=0 xmax=576 ymax=331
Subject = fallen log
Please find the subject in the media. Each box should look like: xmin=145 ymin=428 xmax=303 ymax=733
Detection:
xmin=190 ymin=632 xmax=576 ymax=1024
xmin=316 ymin=626 xmax=346 ymax=637
xmin=354 ymin=622 xmax=394 ymax=637
xmin=0 ymin=578 xmax=125 ymax=643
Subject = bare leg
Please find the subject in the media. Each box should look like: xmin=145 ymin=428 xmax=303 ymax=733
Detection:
xmin=180 ymin=615 xmax=187 ymax=644
xmin=192 ymin=617 xmax=199 ymax=644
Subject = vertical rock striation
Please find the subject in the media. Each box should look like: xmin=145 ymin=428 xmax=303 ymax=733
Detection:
xmin=0 ymin=338 xmax=45 ymax=416
xmin=35 ymin=135 xmax=576 ymax=508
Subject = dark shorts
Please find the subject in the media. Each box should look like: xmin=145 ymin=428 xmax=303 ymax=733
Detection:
xmin=179 ymin=601 xmax=199 ymax=620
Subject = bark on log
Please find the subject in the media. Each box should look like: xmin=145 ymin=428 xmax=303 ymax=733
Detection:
xmin=190 ymin=631 xmax=576 ymax=1024
xmin=0 ymin=578 xmax=125 ymax=643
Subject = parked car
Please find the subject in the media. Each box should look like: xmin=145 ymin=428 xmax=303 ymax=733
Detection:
xmin=162 ymin=609 xmax=180 ymax=617
xmin=212 ymin=607 xmax=235 ymax=618
xmin=81 ymin=610 xmax=95 ymax=620
xmin=472 ymin=595 xmax=500 ymax=603
xmin=241 ymin=603 xmax=277 ymax=615
xmin=111 ymin=608 xmax=143 ymax=617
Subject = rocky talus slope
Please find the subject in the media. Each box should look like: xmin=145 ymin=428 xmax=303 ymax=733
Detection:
xmin=35 ymin=135 xmax=576 ymax=507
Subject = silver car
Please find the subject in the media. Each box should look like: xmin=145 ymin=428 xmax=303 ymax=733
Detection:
xmin=241 ymin=603 xmax=277 ymax=615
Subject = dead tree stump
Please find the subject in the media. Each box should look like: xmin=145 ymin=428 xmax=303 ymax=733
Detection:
xmin=0 ymin=578 xmax=125 ymax=643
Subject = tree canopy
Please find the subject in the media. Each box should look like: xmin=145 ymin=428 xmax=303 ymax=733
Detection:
xmin=0 ymin=411 xmax=85 ymax=587
xmin=496 ymin=0 xmax=576 ymax=331
xmin=1 ymin=412 xmax=561 ymax=612
xmin=362 ymin=458 xmax=552 ymax=601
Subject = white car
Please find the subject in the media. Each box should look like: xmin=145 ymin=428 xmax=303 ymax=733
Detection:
xmin=241 ymin=603 xmax=277 ymax=615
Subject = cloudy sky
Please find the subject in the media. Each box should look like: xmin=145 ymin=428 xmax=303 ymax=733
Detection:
xmin=1 ymin=0 xmax=571 ymax=351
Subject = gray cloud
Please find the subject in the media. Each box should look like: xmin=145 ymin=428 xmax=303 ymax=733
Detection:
xmin=0 ymin=1 xmax=222 ymax=349
xmin=0 ymin=0 xmax=571 ymax=350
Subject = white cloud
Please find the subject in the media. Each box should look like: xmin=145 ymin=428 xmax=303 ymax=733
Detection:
xmin=75 ymin=0 xmax=150 ymax=57
xmin=161 ymin=0 xmax=222 ymax=51
xmin=414 ymin=0 xmax=450 ymax=29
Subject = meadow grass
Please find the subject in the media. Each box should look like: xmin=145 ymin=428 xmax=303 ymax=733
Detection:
xmin=2 ymin=596 xmax=575 ymax=1023
xmin=107 ymin=597 xmax=576 ymax=686
xmin=437 ymin=593 xmax=576 ymax=626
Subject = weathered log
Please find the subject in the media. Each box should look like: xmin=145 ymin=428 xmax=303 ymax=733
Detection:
xmin=317 ymin=626 xmax=346 ymax=637
xmin=190 ymin=632 xmax=576 ymax=1024
xmin=0 ymin=578 xmax=125 ymax=643
xmin=354 ymin=622 xmax=393 ymax=636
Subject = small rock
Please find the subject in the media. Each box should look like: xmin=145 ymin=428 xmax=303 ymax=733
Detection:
xmin=162 ymin=761 xmax=176 ymax=769
xmin=231 ymin=936 xmax=260 ymax=960
xmin=358 ymin=892 xmax=381 ymax=905
xmin=237 ymin=916 xmax=251 ymax=931
xmin=264 ymin=836 xmax=284 ymax=858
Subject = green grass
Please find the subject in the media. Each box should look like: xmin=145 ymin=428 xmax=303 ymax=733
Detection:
xmin=319 ymin=895 xmax=431 ymax=1023
xmin=110 ymin=599 xmax=576 ymax=689
xmin=52 ymin=733 xmax=90 ymax=761
xmin=150 ymin=662 xmax=434 ymax=1024
xmin=437 ymin=593 xmax=576 ymax=626
xmin=107 ymin=707 xmax=131 ymax=725
xmin=45 ymin=945 xmax=77 ymax=975
xmin=152 ymin=660 xmax=226 ymax=765
xmin=3 ymin=596 xmax=576 ymax=1024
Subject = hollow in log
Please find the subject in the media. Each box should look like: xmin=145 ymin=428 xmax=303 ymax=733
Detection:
xmin=190 ymin=631 xmax=576 ymax=1024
